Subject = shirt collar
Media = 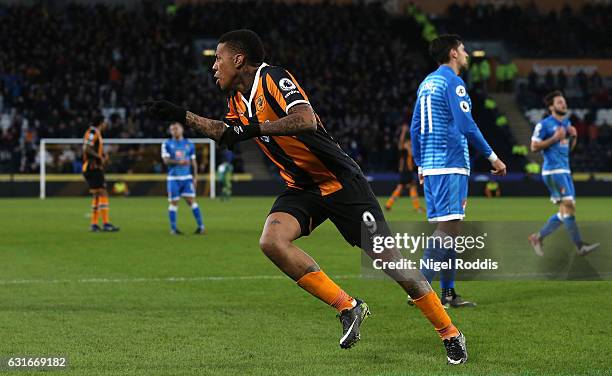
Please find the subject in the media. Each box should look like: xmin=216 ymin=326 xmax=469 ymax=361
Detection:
xmin=438 ymin=65 xmax=456 ymax=75
xmin=241 ymin=63 xmax=268 ymax=105
xmin=548 ymin=115 xmax=565 ymax=125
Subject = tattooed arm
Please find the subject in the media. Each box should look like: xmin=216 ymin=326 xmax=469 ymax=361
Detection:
xmin=258 ymin=103 xmax=317 ymax=136
xmin=185 ymin=103 xmax=315 ymax=141
xmin=185 ymin=111 xmax=226 ymax=142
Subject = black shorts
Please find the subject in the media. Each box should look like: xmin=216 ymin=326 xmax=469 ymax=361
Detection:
xmin=399 ymin=170 xmax=415 ymax=185
xmin=269 ymin=174 xmax=390 ymax=248
xmin=83 ymin=169 xmax=106 ymax=190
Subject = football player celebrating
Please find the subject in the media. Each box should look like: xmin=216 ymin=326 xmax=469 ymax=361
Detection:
xmin=144 ymin=29 xmax=467 ymax=364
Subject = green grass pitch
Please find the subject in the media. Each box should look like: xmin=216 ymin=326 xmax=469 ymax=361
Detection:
xmin=0 ymin=196 xmax=610 ymax=375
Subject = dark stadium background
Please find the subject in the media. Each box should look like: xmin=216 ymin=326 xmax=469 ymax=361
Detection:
xmin=0 ymin=0 xmax=610 ymax=197
xmin=0 ymin=1 xmax=611 ymax=375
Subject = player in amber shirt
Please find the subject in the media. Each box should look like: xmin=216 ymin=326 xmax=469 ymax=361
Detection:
xmin=82 ymin=115 xmax=119 ymax=232
xmin=144 ymin=29 xmax=467 ymax=364
xmin=385 ymin=122 xmax=423 ymax=213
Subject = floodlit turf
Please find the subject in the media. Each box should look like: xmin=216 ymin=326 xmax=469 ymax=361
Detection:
xmin=0 ymin=196 xmax=610 ymax=375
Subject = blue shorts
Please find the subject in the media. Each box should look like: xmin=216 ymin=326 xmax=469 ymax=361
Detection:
xmin=167 ymin=179 xmax=195 ymax=201
xmin=542 ymin=173 xmax=575 ymax=203
xmin=423 ymin=174 xmax=468 ymax=222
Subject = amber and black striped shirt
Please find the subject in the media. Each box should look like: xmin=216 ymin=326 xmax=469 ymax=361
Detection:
xmin=225 ymin=63 xmax=361 ymax=196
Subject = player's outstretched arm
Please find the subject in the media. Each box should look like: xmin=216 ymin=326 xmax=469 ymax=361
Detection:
xmin=218 ymin=103 xmax=316 ymax=150
xmin=143 ymin=100 xmax=225 ymax=141
xmin=185 ymin=111 xmax=226 ymax=141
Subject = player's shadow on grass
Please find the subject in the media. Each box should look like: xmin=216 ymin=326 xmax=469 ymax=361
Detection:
xmin=539 ymin=242 xmax=604 ymax=280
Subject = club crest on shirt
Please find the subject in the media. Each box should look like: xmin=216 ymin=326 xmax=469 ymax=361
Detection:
xmin=256 ymin=95 xmax=265 ymax=113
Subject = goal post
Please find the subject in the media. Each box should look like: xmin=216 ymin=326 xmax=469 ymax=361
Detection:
xmin=39 ymin=138 xmax=216 ymax=199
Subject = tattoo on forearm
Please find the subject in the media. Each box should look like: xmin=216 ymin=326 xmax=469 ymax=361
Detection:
xmin=260 ymin=104 xmax=316 ymax=136
xmin=260 ymin=114 xmax=309 ymax=136
xmin=186 ymin=111 xmax=226 ymax=141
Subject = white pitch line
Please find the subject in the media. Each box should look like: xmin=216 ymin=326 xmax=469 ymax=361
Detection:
xmin=0 ymin=274 xmax=362 ymax=286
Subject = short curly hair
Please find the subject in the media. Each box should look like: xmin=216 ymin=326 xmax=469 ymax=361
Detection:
xmin=219 ymin=29 xmax=265 ymax=67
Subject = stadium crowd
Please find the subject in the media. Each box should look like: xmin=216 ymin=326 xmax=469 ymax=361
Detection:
xmin=437 ymin=2 xmax=612 ymax=58
xmin=0 ymin=2 xmax=428 ymax=174
xmin=0 ymin=2 xmax=609 ymax=175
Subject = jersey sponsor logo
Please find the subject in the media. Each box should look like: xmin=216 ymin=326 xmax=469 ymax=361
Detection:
xmin=455 ymin=85 xmax=466 ymax=97
xmin=460 ymin=101 xmax=470 ymax=112
xmin=233 ymin=125 xmax=244 ymax=134
xmin=279 ymin=78 xmax=297 ymax=91
xmin=175 ymin=150 xmax=185 ymax=158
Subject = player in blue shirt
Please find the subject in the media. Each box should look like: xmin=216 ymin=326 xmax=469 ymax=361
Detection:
xmin=410 ymin=35 xmax=506 ymax=307
xmin=528 ymin=91 xmax=599 ymax=256
xmin=162 ymin=122 xmax=205 ymax=235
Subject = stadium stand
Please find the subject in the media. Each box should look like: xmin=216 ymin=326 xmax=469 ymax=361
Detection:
xmin=1 ymin=1 xmax=608 ymax=177
xmin=0 ymin=2 xmax=429 ymax=174
xmin=435 ymin=2 xmax=612 ymax=58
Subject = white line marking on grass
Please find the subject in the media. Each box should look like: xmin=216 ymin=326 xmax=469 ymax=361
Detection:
xmin=0 ymin=274 xmax=362 ymax=286
xmin=3 ymin=273 xmax=606 ymax=286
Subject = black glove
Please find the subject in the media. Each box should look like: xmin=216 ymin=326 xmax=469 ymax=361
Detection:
xmin=142 ymin=100 xmax=187 ymax=124
xmin=218 ymin=122 xmax=261 ymax=150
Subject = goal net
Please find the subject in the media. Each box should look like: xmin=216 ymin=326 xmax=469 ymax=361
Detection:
xmin=39 ymin=138 xmax=216 ymax=199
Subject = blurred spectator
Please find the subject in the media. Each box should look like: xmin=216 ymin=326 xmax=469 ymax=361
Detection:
xmin=438 ymin=3 xmax=612 ymax=57
xmin=557 ymin=70 xmax=567 ymax=91
xmin=495 ymin=59 xmax=517 ymax=92
xmin=0 ymin=2 xmax=429 ymax=173
xmin=0 ymin=1 xmax=566 ymax=174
